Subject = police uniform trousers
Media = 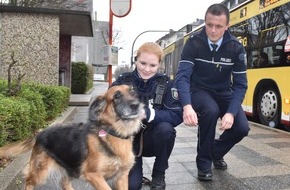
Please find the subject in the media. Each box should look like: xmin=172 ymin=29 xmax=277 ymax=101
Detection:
xmin=190 ymin=87 xmax=250 ymax=171
xmin=128 ymin=122 xmax=176 ymax=190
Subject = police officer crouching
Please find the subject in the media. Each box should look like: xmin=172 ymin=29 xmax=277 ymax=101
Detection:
xmin=110 ymin=42 xmax=182 ymax=190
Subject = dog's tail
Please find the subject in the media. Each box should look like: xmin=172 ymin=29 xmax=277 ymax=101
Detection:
xmin=0 ymin=137 xmax=35 ymax=158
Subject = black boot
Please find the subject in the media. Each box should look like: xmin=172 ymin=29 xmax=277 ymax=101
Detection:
xmin=151 ymin=171 xmax=166 ymax=190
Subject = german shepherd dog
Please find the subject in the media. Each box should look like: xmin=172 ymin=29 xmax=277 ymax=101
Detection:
xmin=0 ymin=85 xmax=145 ymax=190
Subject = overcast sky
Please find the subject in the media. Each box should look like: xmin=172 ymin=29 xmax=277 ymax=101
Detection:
xmin=94 ymin=0 xmax=222 ymax=66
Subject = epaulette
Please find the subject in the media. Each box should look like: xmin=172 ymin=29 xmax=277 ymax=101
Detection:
xmin=118 ymin=72 xmax=133 ymax=83
xmin=155 ymin=73 xmax=169 ymax=83
xmin=190 ymin=29 xmax=202 ymax=39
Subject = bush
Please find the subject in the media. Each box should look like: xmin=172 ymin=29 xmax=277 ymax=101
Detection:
xmin=24 ymin=84 xmax=70 ymax=120
xmin=87 ymin=64 xmax=94 ymax=92
xmin=18 ymin=88 xmax=46 ymax=131
xmin=0 ymin=80 xmax=8 ymax=96
xmin=71 ymin=62 xmax=93 ymax=94
xmin=0 ymin=80 xmax=70 ymax=147
xmin=0 ymin=95 xmax=31 ymax=146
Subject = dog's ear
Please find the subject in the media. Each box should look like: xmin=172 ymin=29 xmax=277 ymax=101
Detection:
xmin=89 ymin=96 xmax=106 ymax=122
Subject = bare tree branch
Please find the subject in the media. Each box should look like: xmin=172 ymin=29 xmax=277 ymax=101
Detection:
xmin=7 ymin=52 xmax=26 ymax=96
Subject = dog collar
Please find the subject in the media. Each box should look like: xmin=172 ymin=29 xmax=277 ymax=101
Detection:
xmin=99 ymin=127 xmax=130 ymax=139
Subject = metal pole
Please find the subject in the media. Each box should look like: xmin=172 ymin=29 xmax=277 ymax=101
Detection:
xmin=108 ymin=11 xmax=113 ymax=85
xmin=130 ymin=30 xmax=172 ymax=66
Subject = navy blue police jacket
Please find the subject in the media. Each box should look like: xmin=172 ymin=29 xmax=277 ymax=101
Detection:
xmin=175 ymin=27 xmax=248 ymax=116
xmin=111 ymin=69 xmax=183 ymax=127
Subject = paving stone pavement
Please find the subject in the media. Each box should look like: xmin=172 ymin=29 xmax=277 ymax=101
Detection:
xmin=2 ymin=82 xmax=290 ymax=190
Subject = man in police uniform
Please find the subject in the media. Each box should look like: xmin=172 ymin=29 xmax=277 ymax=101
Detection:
xmin=175 ymin=4 xmax=250 ymax=181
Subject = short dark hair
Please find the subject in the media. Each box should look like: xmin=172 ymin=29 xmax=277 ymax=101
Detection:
xmin=205 ymin=4 xmax=230 ymax=24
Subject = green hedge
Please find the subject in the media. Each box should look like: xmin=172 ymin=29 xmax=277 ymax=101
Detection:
xmin=18 ymin=88 xmax=46 ymax=131
xmin=0 ymin=80 xmax=70 ymax=147
xmin=26 ymin=84 xmax=70 ymax=120
xmin=71 ymin=62 xmax=93 ymax=94
xmin=0 ymin=95 xmax=31 ymax=144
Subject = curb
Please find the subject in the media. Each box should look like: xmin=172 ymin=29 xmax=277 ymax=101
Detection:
xmin=0 ymin=106 xmax=78 ymax=190
xmin=248 ymin=121 xmax=290 ymax=136
xmin=50 ymin=106 xmax=79 ymax=125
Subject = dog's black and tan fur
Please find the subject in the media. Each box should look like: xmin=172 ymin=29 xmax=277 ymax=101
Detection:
xmin=0 ymin=85 xmax=145 ymax=190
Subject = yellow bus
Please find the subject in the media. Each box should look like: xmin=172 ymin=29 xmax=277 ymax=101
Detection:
xmin=163 ymin=0 xmax=290 ymax=130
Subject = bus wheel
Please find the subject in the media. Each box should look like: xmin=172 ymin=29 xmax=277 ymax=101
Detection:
xmin=257 ymin=88 xmax=280 ymax=128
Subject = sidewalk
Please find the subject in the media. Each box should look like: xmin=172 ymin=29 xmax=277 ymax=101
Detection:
xmin=1 ymin=81 xmax=290 ymax=190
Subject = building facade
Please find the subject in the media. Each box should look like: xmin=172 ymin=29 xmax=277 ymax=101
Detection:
xmin=0 ymin=4 xmax=93 ymax=88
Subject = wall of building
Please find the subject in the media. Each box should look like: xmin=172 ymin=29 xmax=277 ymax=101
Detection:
xmin=0 ymin=12 xmax=60 ymax=85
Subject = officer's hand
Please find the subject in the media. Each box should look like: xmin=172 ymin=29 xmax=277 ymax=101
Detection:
xmin=220 ymin=113 xmax=234 ymax=130
xmin=183 ymin=105 xmax=198 ymax=127
xmin=145 ymin=99 xmax=155 ymax=123
xmin=148 ymin=99 xmax=154 ymax=109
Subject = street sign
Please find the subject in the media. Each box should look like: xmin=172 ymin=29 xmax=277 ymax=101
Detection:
xmin=102 ymin=45 xmax=118 ymax=66
xmin=110 ymin=0 xmax=131 ymax=17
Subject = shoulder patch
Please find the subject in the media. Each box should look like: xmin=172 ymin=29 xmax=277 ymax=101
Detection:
xmin=171 ymin=88 xmax=179 ymax=100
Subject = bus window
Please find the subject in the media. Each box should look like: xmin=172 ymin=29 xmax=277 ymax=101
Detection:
xmin=253 ymin=51 xmax=269 ymax=68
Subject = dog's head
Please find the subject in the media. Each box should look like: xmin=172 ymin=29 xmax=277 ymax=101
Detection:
xmin=89 ymin=85 xmax=145 ymax=123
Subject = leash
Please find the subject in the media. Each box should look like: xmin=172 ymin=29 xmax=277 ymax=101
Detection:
xmin=137 ymin=123 xmax=148 ymax=157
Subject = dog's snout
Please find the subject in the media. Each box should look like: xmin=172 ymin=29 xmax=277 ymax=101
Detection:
xmin=130 ymin=102 xmax=140 ymax=110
